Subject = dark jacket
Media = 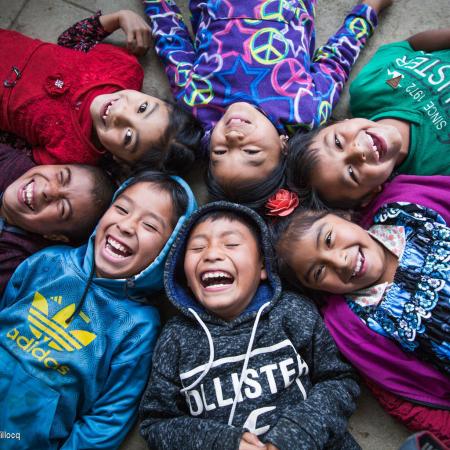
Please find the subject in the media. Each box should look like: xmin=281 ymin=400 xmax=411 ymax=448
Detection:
xmin=140 ymin=202 xmax=360 ymax=450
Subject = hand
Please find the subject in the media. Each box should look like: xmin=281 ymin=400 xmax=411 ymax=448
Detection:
xmin=266 ymin=444 xmax=280 ymax=450
xmin=239 ymin=432 xmax=267 ymax=450
xmin=100 ymin=10 xmax=151 ymax=56
xmin=360 ymin=0 xmax=393 ymax=15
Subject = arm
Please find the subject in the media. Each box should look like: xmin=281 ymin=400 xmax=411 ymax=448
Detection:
xmin=407 ymin=28 xmax=450 ymax=52
xmin=57 ymin=10 xmax=151 ymax=55
xmin=143 ymin=0 xmax=196 ymax=100
xmin=264 ymin=302 xmax=360 ymax=449
xmin=139 ymin=325 xmax=244 ymax=450
xmin=57 ymin=11 xmax=111 ymax=52
xmin=60 ymin=323 xmax=159 ymax=450
xmin=304 ymin=3 xmax=383 ymax=127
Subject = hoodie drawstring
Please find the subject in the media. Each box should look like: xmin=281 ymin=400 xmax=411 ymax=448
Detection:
xmin=180 ymin=302 xmax=271 ymax=427
xmin=65 ymin=263 xmax=95 ymax=324
xmin=180 ymin=308 xmax=215 ymax=394
xmin=228 ymin=302 xmax=270 ymax=427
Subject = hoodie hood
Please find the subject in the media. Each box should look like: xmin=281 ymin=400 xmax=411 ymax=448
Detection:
xmin=164 ymin=201 xmax=282 ymax=326
xmin=75 ymin=174 xmax=197 ymax=300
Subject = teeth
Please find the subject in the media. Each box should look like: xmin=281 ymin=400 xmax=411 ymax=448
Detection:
xmin=352 ymin=252 xmax=363 ymax=277
xmin=107 ymin=236 xmax=128 ymax=253
xmin=22 ymin=181 xmax=34 ymax=210
xmin=105 ymin=236 xmax=131 ymax=258
xmin=201 ymin=271 xmax=231 ymax=282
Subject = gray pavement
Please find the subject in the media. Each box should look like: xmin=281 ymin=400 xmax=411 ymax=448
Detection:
xmin=1 ymin=0 xmax=448 ymax=449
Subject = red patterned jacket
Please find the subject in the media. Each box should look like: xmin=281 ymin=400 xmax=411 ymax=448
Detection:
xmin=0 ymin=17 xmax=143 ymax=165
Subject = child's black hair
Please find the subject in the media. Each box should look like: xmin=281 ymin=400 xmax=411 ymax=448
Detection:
xmin=125 ymin=170 xmax=188 ymax=227
xmin=133 ymin=101 xmax=203 ymax=175
xmin=192 ymin=209 xmax=262 ymax=250
xmin=206 ymin=157 xmax=287 ymax=211
xmin=68 ymin=165 xmax=115 ymax=244
xmin=286 ymin=125 xmax=327 ymax=210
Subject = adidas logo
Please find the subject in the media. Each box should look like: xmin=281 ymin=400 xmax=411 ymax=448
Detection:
xmin=28 ymin=291 xmax=96 ymax=352
xmin=6 ymin=291 xmax=97 ymax=376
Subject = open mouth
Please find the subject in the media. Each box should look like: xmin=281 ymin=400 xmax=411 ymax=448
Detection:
xmin=200 ymin=270 xmax=234 ymax=288
xmin=21 ymin=180 xmax=35 ymax=211
xmin=350 ymin=249 xmax=365 ymax=280
xmin=226 ymin=116 xmax=250 ymax=127
xmin=366 ymin=132 xmax=387 ymax=161
xmin=105 ymin=235 xmax=132 ymax=259
xmin=101 ymin=98 xmax=119 ymax=125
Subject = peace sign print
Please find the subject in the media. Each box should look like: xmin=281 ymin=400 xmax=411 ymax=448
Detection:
xmin=349 ymin=17 xmax=368 ymax=40
xmin=272 ymin=58 xmax=311 ymax=97
xmin=318 ymin=100 xmax=332 ymax=125
xmin=183 ymin=75 xmax=214 ymax=107
xmin=250 ymin=28 xmax=288 ymax=65
xmin=260 ymin=0 xmax=285 ymax=22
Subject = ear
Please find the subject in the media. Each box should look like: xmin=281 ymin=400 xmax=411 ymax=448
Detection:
xmin=43 ymin=233 xmax=71 ymax=243
xmin=260 ymin=261 xmax=268 ymax=281
xmin=360 ymin=185 xmax=383 ymax=207
xmin=279 ymin=135 xmax=289 ymax=154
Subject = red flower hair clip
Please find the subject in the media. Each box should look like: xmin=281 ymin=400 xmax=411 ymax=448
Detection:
xmin=265 ymin=189 xmax=299 ymax=217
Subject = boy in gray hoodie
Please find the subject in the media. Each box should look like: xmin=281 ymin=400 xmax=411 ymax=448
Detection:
xmin=140 ymin=202 xmax=361 ymax=450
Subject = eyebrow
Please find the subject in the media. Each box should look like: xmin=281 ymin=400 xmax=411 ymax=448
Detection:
xmin=189 ymin=229 xmax=244 ymax=241
xmin=66 ymin=167 xmax=72 ymax=185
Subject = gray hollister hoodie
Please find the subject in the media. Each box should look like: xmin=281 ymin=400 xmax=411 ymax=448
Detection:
xmin=140 ymin=202 xmax=360 ymax=450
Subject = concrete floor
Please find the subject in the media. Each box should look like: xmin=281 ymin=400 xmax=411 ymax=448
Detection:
xmin=1 ymin=0 xmax=448 ymax=449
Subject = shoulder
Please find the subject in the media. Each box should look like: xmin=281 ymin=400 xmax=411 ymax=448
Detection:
xmin=367 ymin=40 xmax=416 ymax=65
xmin=374 ymin=202 xmax=446 ymax=226
xmin=16 ymin=245 xmax=71 ymax=273
xmin=273 ymin=291 xmax=321 ymax=328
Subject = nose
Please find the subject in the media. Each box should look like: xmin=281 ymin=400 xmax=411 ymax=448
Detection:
xmin=117 ymin=215 xmax=137 ymax=236
xmin=110 ymin=101 xmax=130 ymax=127
xmin=203 ymin=244 xmax=225 ymax=263
xmin=42 ymin=180 xmax=61 ymax=202
xmin=225 ymin=129 xmax=244 ymax=144
xmin=328 ymin=248 xmax=350 ymax=277
xmin=346 ymin=140 xmax=366 ymax=163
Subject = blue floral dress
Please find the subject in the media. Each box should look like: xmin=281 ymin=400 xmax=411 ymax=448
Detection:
xmin=347 ymin=202 xmax=450 ymax=376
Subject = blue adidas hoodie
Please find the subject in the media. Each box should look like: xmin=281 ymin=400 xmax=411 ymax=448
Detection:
xmin=0 ymin=175 xmax=197 ymax=450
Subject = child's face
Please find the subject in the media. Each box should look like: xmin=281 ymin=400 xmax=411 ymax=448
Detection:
xmin=311 ymin=119 xmax=403 ymax=206
xmin=184 ymin=217 xmax=267 ymax=321
xmin=209 ymin=102 xmax=286 ymax=186
xmin=94 ymin=182 xmax=174 ymax=279
xmin=288 ymin=214 xmax=387 ymax=294
xmin=90 ymin=90 xmax=169 ymax=164
xmin=1 ymin=165 xmax=99 ymax=240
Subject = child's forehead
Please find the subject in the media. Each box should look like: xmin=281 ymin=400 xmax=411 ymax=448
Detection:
xmin=187 ymin=216 xmax=258 ymax=241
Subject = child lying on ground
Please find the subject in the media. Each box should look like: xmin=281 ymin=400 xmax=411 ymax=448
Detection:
xmin=0 ymin=171 xmax=196 ymax=449
xmin=287 ymin=28 xmax=450 ymax=208
xmin=0 ymin=10 xmax=202 ymax=173
xmin=144 ymin=0 xmax=392 ymax=208
xmin=0 ymin=143 xmax=113 ymax=295
xmin=274 ymin=175 xmax=450 ymax=443
xmin=140 ymin=201 xmax=360 ymax=450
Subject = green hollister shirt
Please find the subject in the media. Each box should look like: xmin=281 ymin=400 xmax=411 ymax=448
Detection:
xmin=350 ymin=41 xmax=449 ymax=175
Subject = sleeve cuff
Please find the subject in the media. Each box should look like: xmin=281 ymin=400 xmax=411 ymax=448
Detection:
xmin=348 ymin=4 xmax=379 ymax=35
